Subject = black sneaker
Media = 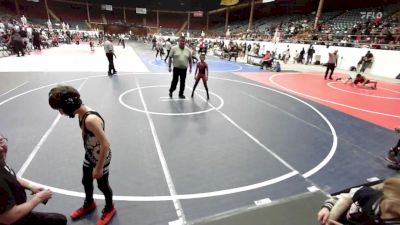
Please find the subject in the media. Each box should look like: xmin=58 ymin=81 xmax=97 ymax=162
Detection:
xmin=113 ymin=71 xmax=117 ymax=75
xmin=108 ymin=72 xmax=112 ymax=76
xmin=385 ymin=149 xmax=399 ymax=165
xmin=169 ymin=92 xmax=172 ymax=98
xmin=179 ymin=95 xmax=185 ymax=99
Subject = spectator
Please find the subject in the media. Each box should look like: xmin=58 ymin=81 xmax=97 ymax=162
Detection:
xmin=151 ymin=36 xmax=156 ymax=50
xmin=20 ymin=15 xmax=27 ymax=26
xmin=164 ymin=38 xmax=172 ymax=63
xmin=298 ymin=48 xmax=305 ymax=64
xmin=260 ymin=50 xmax=272 ymax=69
xmin=275 ymin=61 xmax=281 ymax=72
xmin=360 ymin=51 xmax=374 ymax=73
xmin=317 ymin=176 xmax=400 ymax=225
xmin=7 ymin=29 xmax=24 ymax=57
xmin=228 ymin=44 xmax=239 ymax=62
xmin=306 ymin=45 xmax=315 ymax=65
xmin=32 ymin=29 xmax=41 ymax=50
xmin=0 ymin=134 xmax=67 ymax=225
xmin=385 ymin=126 xmax=400 ymax=169
xmin=155 ymin=39 xmax=163 ymax=60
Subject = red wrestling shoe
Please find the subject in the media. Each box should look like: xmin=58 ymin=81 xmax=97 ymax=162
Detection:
xmin=96 ymin=206 xmax=116 ymax=225
xmin=70 ymin=201 xmax=97 ymax=219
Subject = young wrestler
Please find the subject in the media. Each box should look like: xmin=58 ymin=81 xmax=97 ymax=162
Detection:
xmin=352 ymin=74 xmax=377 ymax=89
xmin=48 ymin=85 xmax=116 ymax=225
xmin=191 ymin=54 xmax=209 ymax=100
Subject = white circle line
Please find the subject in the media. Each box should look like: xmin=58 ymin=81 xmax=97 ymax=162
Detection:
xmin=327 ymin=82 xmax=400 ymax=100
xmin=119 ymin=85 xmax=224 ymax=116
xmin=0 ymin=77 xmax=88 ymax=107
xmin=269 ymin=74 xmax=400 ymax=118
xmin=0 ymin=81 xmax=29 ymax=98
xmin=23 ymin=171 xmax=299 ymax=201
xmin=379 ymin=87 xmax=400 ymax=94
xmin=211 ymin=77 xmax=338 ymax=178
xmin=205 ymin=59 xmax=243 ymax=73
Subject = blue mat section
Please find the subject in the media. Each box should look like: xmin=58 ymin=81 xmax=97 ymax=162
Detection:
xmin=131 ymin=42 xmax=266 ymax=73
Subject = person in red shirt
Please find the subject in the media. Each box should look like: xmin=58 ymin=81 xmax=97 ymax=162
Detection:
xmin=260 ymin=50 xmax=272 ymax=69
xmin=352 ymin=74 xmax=377 ymax=89
xmin=191 ymin=54 xmax=209 ymax=100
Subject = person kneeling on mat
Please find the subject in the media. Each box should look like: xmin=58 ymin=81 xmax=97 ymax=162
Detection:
xmin=352 ymin=74 xmax=377 ymax=90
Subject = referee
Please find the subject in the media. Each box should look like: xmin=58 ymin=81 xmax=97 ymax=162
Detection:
xmin=104 ymin=36 xmax=117 ymax=76
xmin=168 ymin=36 xmax=192 ymax=98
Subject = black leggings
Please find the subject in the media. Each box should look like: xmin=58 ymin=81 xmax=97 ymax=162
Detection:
xmin=82 ymin=166 xmax=113 ymax=210
xmin=192 ymin=78 xmax=209 ymax=97
xmin=13 ymin=211 xmax=66 ymax=225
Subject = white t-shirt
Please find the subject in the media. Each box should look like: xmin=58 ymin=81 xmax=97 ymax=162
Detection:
xmin=165 ymin=41 xmax=172 ymax=50
xmin=103 ymin=40 xmax=114 ymax=53
xmin=27 ymin=27 xmax=32 ymax=38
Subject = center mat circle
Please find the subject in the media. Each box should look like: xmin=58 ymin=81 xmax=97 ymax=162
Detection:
xmin=119 ymin=85 xmax=224 ymax=116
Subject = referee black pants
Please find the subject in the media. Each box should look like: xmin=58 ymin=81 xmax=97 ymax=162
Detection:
xmin=106 ymin=53 xmax=116 ymax=74
xmin=325 ymin=63 xmax=335 ymax=79
xmin=169 ymin=67 xmax=187 ymax=96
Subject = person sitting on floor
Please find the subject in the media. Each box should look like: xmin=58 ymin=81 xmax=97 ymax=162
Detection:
xmin=260 ymin=50 xmax=273 ymax=69
xmin=385 ymin=126 xmax=400 ymax=169
xmin=352 ymin=74 xmax=377 ymax=89
xmin=0 ymin=134 xmax=67 ymax=225
xmin=275 ymin=61 xmax=281 ymax=72
xmin=317 ymin=176 xmax=400 ymax=225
